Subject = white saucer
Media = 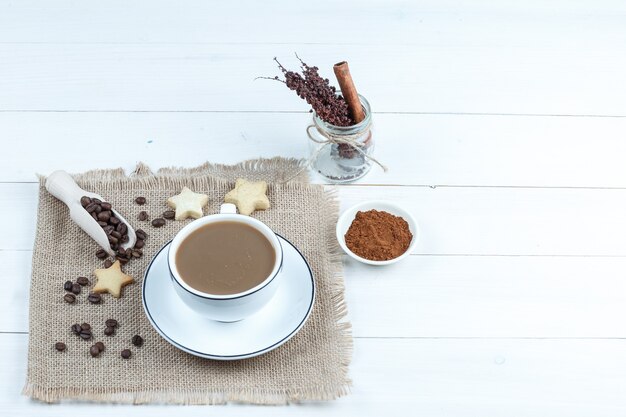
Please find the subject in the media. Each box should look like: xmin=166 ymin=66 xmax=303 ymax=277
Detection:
xmin=142 ymin=235 xmax=315 ymax=360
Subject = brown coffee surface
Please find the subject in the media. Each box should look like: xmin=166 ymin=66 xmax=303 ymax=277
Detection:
xmin=176 ymin=221 xmax=275 ymax=295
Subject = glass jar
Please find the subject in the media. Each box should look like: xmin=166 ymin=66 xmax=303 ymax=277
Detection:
xmin=307 ymin=95 xmax=374 ymax=183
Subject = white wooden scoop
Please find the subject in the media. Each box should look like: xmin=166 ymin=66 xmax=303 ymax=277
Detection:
xmin=45 ymin=170 xmax=137 ymax=257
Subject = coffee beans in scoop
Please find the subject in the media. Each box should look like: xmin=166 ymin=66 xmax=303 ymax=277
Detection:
xmin=81 ymin=195 xmax=134 ymax=261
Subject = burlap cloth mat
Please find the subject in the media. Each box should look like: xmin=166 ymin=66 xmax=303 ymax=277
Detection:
xmin=23 ymin=157 xmax=352 ymax=404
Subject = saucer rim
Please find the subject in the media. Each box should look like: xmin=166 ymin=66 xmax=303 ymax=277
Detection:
xmin=142 ymin=235 xmax=315 ymax=360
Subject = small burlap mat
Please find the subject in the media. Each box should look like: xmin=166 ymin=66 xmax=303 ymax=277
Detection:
xmin=23 ymin=157 xmax=352 ymax=404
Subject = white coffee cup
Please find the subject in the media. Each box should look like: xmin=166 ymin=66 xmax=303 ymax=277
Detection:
xmin=167 ymin=203 xmax=283 ymax=322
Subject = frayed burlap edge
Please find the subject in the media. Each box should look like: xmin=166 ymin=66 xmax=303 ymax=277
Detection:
xmin=23 ymin=157 xmax=352 ymax=405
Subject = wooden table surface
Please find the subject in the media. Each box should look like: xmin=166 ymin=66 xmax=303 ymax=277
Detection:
xmin=2 ymin=1 xmax=626 ymax=415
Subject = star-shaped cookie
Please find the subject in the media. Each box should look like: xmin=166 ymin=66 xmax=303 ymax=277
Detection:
xmin=92 ymin=260 xmax=134 ymax=298
xmin=167 ymin=186 xmax=209 ymax=220
xmin=224 ymin=178 xmax=270 ymax=215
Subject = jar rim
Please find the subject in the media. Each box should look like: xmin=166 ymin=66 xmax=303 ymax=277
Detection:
xmin=313 ymin=94 xmax=371 ymax=134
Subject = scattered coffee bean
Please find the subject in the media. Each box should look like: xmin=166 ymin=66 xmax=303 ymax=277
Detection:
xmin=71 ymin=283 xmax=81 ymax=295
xmin=101 ymin=202 xmax=112 ymax=211
xmin=138 ymin=211 xmax=149 ymax=221
xmin=90 ymin=344 xmax=101 ymax=357
xmin=80 ymin=196 xmax=92 ymax=207
xmin=131 ymin=335 xmax=144 ymax=347
xmin=105 ymin=318 xmax=118 ymax=328
xmin=81 ymin=323 xmax=91 ymax=331
xmin=71 ymin=323 xmax=82 ymax=335
xmin=79 ymin=329 xmax=92 ymax=340
xmin=130 ymin=250 xmax=141 ymax=259
xmin=135 ymin=196 xmax=146 ymax=205
xmin=162 ymin=210 xmax=175 ymax=220
xmin=95 ymin=341 xmax=105 ymax=352
xmin=95 ymin=249 xmax=107 ymax=259
xmin=77 ymin=276 xmax=89 ymax=286
xmin=104 ymin=326 xmax=115 ymax=336
xmin=121 ymin=349 xmax=132 ymax=359
xmin=63 ymin=280 xmax=73 ymax=292
xmin=104 ymin=259 xmax=113 ymax=268
xmin=116 ymin=256 xmax=129 ymax=264
xmin=151 ymin=218 xmax=165 ymax=228
xmin=134 ymin=239 xmax=145 ymax=249
xmin=64 ymin=293 xmax=76 ymax=304
xmin=55 ymin=342 xmax=66 ymax=352
xmin=87 ymin=293 xmax=101 ymax=304
xmin=136 ymin=229 xmax=147 ymax=240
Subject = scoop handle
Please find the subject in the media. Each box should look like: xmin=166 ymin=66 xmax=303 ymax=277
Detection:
xmin=45 ymin=170 xmax=86 ymax=205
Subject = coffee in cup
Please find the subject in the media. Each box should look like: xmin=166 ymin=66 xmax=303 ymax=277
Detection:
xmin=175 ymin=221 xmax=276 ymax=295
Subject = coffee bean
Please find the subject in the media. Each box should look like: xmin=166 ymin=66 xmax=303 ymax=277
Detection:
xmin=97 ymin=211 xmax=111 ymax=222
xmin=89 ymin=345 xmax=100 ymax=357
xmin=92 ymin=198 xmax=102 ymax=204
xmin=94 ymin=204 xmax=102 ymax=214
xmin=138 ymin=211 xmax=149 ymax=221
xmin=63 ymin=280 xmax=73 ymax=292
xmin=116 ymin=256 xmax=129 ymax=264
xmin=85 ymin=203 xmax=97 ymax=213
xmin=131 ymin=335 xmax=144 ymax=347
xmin=95 ymin=249 xmax=107 ymax=259
xmin=151 ymin=218 xmax=165 ymax=228
xmin=134 ymin=239 xmax=145 ymax=249
xmin=103 ymin=225 xmax=114 ymax=234
xmin=87 ymin=293 xmax=101 ymax=304
xmin=63 ymin=293 xmax=76 ymax=304
xmin=71 ymin=323 xmax=82 ymax=334
xmin=105 ymin=319 xmax=118 ymax=328
xmin=108 ymin=235 xmax=119 ymax=245
xmin=136 ymin=229 xmax=147 ymax=240
xmin=163 ymin=210 xmax=175 ymax=220
xmin=77 ymin=276 xmax=89 ymax=286
xmin=104 ymin=326 xmax=115 ymax=336
xmin=81 ymin=323 xmax=91 ymax=331
xmin=121 ymin=349 xmax=132 ymax=359
xmin=71 ymin=283 xmax=81 ymax=295
xmin=55 ymin=342 xmax=66 ymax=352
xmin=101 ymin=202 xmax=112 ymax=211
xmin=80 ymin=196 xmax=92 ymax=207
xmin=91 ymin=212 xmax=98 ymax=221
xmin=97 ymin=220 xmax=108 ymax=227
xmin=110 ymin=230 xmax=122 ymax=239
xmin=95 ymin=341 xmax=105 ymax=352
xmin=117 ymin=223 xmax=127 ymax=235
xmin=110 ymin=243 xmax=119 ymax=251
xmin=135 ymin=197 xmax=146 ymax=205
xmin=121 ymin=235 xmax=129 ymax=243
xmin=109 ymin=217 xmax=120 ymax=226
xmin=131 ymin=250 xmax=142 ymax=258
xmin=79 ymin=329 xmax=92 ymax=340
xmin=104 ymin=259 xmax=113 ymax=268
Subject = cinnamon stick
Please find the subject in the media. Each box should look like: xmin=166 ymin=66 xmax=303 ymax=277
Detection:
xmin=333 ymin=61 xmax=365 ymax=124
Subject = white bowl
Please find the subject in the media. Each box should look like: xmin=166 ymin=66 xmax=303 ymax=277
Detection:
xmin=336 ymin=201 xmax=418 ymax=266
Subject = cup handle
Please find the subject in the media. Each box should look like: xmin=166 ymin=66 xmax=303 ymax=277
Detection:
xmin=220 ymin=203 xmax=237 ymax=214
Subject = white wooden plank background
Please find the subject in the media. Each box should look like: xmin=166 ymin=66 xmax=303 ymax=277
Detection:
xmin=2 ymin=0 xmax=626 ymax=415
